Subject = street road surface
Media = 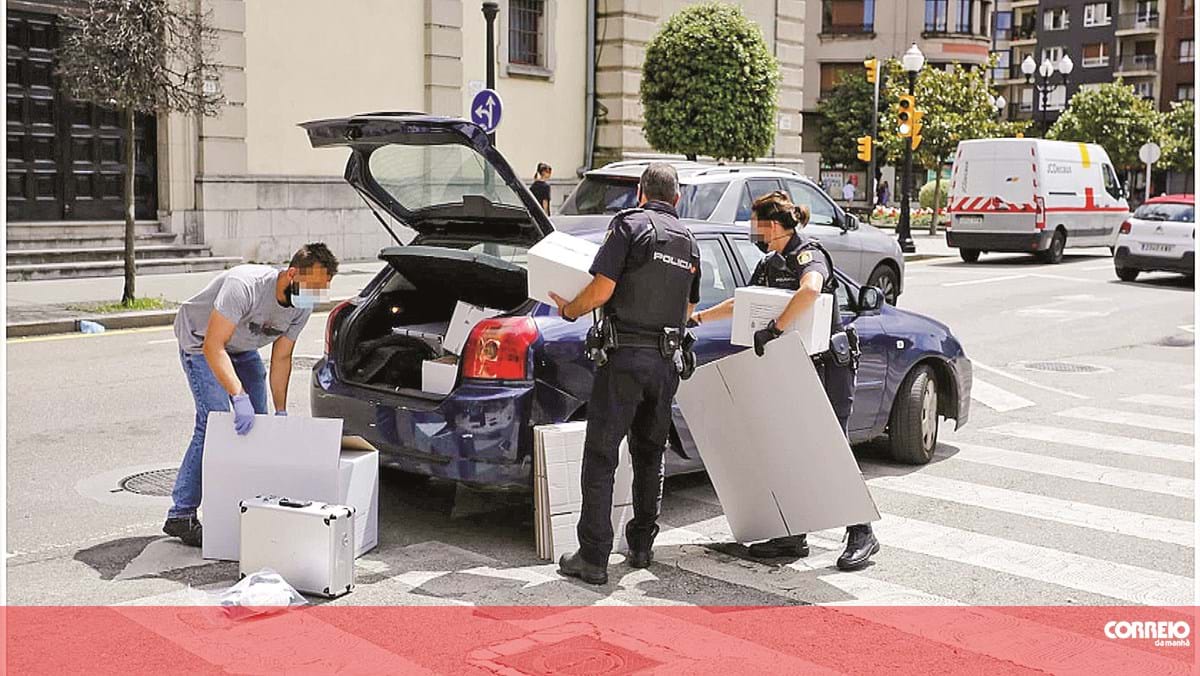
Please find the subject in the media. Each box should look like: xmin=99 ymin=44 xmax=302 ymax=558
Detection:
xmin=6 ymin=248 xmax=1194 ymax=608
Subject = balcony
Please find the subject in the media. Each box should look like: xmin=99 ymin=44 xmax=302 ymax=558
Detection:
xmin=1115 ymin=12 xmax=1160 ymax=33
xmin=820 ymin=22 xmax=875 ymax=36
xmin=1010 ymin=24 xmax=1038 ymax=44
xmin=1081 ymin=54 xmax=1111 ymax=68
xmin=1113 ymin=53 xmax=1159 ymax=73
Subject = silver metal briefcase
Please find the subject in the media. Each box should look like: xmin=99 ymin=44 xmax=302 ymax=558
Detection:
xmin=238 ymin=495 xmax=355 ymax=598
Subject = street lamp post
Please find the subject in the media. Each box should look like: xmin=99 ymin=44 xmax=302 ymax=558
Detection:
xmin=482 ymin=2 xmax=499 ymax=144
xmin=990 ymin=94 xmax=1007 ymax=119
xmin=896 ymin=43 xmax=924 ymax=255
xmin=1021 ymin=53 xmax=1073 ymax=135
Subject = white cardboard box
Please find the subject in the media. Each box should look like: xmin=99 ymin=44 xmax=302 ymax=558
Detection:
xmin=201 ymin=414 xmax=380 ymax=560
xmin=730 ymin=287 xmax=834 ymax=354
xmin=527 ymin=231 xmax=600 ymax=307
xmin=675 ymin=333 xmax=879 ymax=543
xmin=422 ymin=358 xmax=458 ymax=395
xmin=443 ymin=302 xmax=502 ymax=355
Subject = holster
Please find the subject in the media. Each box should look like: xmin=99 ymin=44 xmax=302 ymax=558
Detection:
xmin=585 ymin=317 xmax=617 ymax=366
xmin=828 ymin=325 xmax=861 ymax=370
xmin=677 ymin=330 xmax=697 ymax=380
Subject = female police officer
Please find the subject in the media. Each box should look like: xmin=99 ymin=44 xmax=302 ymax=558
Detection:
xmin=690 ymin=191 xmax=879 ymax=571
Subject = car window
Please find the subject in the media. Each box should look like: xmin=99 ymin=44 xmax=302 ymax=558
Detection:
xmin=1101 ymin=164 xmax=1123 ymax=199
xmin=367 ymin=143 xmax=523 ymax=211
xmin=734 ymin=178 xmax=784 ymax=221
xmin=679 ymin=182 xmax=729 ymax=220
xmin=558 ymin=176 xmax=638 ymax=215
xmin=785 ymin=180 xmax=838 ymax=226
xmin=696 ymin=238 xmax=737 ymax=309
xmin=1134 ymin=202 xmax=1194 ymax=222
xmin=467 ymin=242 xmax=530 ymax=268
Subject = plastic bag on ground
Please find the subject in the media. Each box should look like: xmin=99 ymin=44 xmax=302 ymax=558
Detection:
xmin=185 ymin=568 xmax=308 ymax=620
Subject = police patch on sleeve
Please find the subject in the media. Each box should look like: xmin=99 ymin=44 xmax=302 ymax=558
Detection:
xmin=795 ymin=251 xmax=813 ymax=266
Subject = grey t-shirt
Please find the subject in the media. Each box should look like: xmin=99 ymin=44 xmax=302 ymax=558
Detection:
xmin=174 ymin=265 xmax=312 ymax=354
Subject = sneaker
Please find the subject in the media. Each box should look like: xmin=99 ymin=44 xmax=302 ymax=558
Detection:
xmin=747 ymin=534 xmax=809 ymax=559
xmin=163 ymin=516 xmax=203 ymax=547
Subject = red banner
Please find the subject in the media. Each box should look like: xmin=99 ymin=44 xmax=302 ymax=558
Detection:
xmin=5 ymin=605 xmax=1197 ymax=674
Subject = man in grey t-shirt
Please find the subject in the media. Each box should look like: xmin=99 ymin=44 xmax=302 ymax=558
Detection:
xmin=163 ymin=243 xmax=339 ymax=546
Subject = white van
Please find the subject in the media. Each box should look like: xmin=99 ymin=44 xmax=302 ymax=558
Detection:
xmin=946 ymin=139 xmax=1130 ymax=263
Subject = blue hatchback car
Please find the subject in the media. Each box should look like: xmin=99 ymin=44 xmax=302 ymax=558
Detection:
xmin=305 ymin=114 xmax=972 ymax=491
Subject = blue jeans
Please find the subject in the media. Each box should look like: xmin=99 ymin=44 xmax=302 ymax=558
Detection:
xmin=169 ymin=349 xmax=269 ymax=519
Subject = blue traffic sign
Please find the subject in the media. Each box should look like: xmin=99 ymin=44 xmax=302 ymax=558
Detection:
xmin=470 ymin=89 xmax=503 ymax=133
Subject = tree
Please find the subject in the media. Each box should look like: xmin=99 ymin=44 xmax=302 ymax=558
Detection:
xmin=640 ymin=2 xmax=779 ymax=161
xmin=813 ymin=68 xmax=890 ymax=169
xmin=1159 ymin=100 xmax=1194 ymax=174
xmin=57 ymin=0 xmax=223 ymax=306
xmin=880 ymin=59 xmax=1029 ymax=233
xmin=1047 ymin=81 xmax=1159 ymax=174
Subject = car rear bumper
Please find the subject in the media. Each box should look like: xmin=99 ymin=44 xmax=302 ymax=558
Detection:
xmin=1114 ymin=246 xmax=1195 ymax=274
xmin=946 ymin=230 xmax=1054 ymax=253
xmin=311 ymin=359 xmax=537 ymax=491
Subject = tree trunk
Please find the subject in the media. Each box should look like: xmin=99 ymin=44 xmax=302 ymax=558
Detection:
xmin=930 ymin=158 xmax=945 ymax=236
xmin=686 ymin=153 xmax=697 ymax=162
xmin=122 ymin=108 xmax=136 ymax=306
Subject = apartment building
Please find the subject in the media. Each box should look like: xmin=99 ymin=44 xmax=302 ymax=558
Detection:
xmin=801 ymin=0 xmax=994 ymax=177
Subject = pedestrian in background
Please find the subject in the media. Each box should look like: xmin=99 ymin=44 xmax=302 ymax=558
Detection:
xmin=531 ymin=162 xmax=553 ymax=213
xmin=877 ymin=180 xmax=890 ymax=208
xmin=163 ymin=243 xmax=339 ymax=547
xmin=842 ymin=180 xmax=856 ymax=204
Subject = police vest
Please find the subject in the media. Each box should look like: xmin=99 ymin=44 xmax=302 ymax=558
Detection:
xmin=605 ymin=209 xmax=700 ymax=334
xmin=760 ymin=240 xmax=842 ymax=334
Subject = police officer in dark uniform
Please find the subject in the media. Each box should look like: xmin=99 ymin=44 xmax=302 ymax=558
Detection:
xmin=549 ymin=163 xmax=702 ymax=585
xmin=691 ymin=191 xmax=879 ymax=571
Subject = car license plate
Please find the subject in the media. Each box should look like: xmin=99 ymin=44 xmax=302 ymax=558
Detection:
xmin=957 ymin=215 xmax=983 ymax=225
xmin=1140 ymin=242 xmax=1175 ymax=253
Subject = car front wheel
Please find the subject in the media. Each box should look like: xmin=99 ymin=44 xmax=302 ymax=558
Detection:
xmin=888 ymin=364 xmax=938 ymax=464
xmin=959 ymin=248 xmax=980 ymax=263
xmin=867 ymin=264 xmax=900 ymax=305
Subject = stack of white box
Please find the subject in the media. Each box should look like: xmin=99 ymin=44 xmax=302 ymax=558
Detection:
xmin=533 ymin=422 xmax=633 ymax=561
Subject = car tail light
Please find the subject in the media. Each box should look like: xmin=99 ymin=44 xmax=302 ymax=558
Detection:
xmin=1034 ymin=196 xmax=1046 ymax=230
xmin=1119 ymin=220 xmax=1132 ymax=235
xmin=461 ymin=317 xmax=538 ymax=381
xmin=325 ymin=299 xmax=354 ymax=356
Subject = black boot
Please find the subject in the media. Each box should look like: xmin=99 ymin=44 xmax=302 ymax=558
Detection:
xmin=163 ymin=516 xmax=203 ymax=547
xmin=558 ymin=550 xmax=608 ymax=585
xmin=626 ymin=523 xmax=658 ymax=569
xmin=837 ymin=524 xmax=879 ymax=571
xmin=747 ymin=534 xmax=809 ymax=559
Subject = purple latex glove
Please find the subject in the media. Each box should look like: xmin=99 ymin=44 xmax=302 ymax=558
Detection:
xmin=232 ymin=393 xmax=255 ymax=435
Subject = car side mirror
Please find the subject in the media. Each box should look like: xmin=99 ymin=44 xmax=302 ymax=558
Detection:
xmin=846 ymin=213 xmax=860 ymax=231
xmin=858 ymin=286 xmax=885 ymax=312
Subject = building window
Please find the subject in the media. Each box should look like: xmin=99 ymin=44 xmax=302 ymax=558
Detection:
xmin=981 ymin=1 xmax=992 ymax=37
xmin=509 ymin=0 xmax=545 ymax=67
xmin=1042 ymin=45 xmax=1066 ymax=64
xmin=1178 ymin=84 xmax=1195 ymax=101
xmin=1020 ymin=87 xmax=1035 ymax=111
xmin=1135 ymin=1 xmax=1158 ymax=21
xmin=1134 ymin=80 xmax=1154 ymax=99
xmin=1082 ymin=42 xmax=1110 ymax=67
xmin=994 ymin=10 xmax=1013 ymax=39
xmin=1043 ymin=7 xmax=1070 ymax=31
xmin=990 ymin=49 xmax=1011 ymax=80
xmin=819 ymin=63 xmax=860 ymax=98
xmin=956 ymin=0 xmax=974 ymax=33
xmin=1181 ymin=39 xmax=1195 ymax=63
xmin=1083 ymin=2 xmax=1112 ymax=26
xmin=822 ymin=0 xmax=876 ymax=34
xmin=925 ymin=0 xmax=948 ymax=32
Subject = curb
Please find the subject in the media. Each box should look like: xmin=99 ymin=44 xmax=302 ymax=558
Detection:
xmin=7 ymin=299 xmax=347 ymax=339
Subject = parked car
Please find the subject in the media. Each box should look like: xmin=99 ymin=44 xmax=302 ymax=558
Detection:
xmin=1113 ymin=194 xmax=1195 ymax=282
xmin=946 ymin=138 xmax=1130 ymax=264
xmin=557 ymin=161 xmax=906 ymax=305
xmin=303 ymin=113 xmax=972 ymax=492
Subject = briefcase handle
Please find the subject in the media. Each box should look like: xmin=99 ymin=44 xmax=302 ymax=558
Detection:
xmin=278 ymin=498 xmax=313 ymax=508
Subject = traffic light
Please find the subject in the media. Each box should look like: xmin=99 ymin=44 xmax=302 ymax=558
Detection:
xmin=864 ymin=58 xmax=878 ymax=84
xmin=910 ymin=110 xmax=925 ymax=150
xmin=897 ymin=95 xmax=916 ymax=136
xmin=856 ymin=135 xmax=872 ymax=162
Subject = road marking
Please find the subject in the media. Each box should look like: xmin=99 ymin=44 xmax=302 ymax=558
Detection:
xmin=942 ymin=274 xmax=1027 ymax=288
xmin=972 ymin=361 xmax=1088 ymax=399
xmin=970 ymin=378 xmax=1035 ymax=412
xmin=939 ymin=442 xmax=1195 ymax=499
xmin=1080 ymin=263 xmax=1117 ymax=271
xmin=1057 ymin=407 xmax=1194 ymax=435
xmin=460 ymin=563 xmax=563 ymax=589
xmin=854 ymin=514 xmax=1194 ymax=606
xmin=1121 ymin=393 xmax=1195 ymax=412
xmin=868 ymin=473 xmax=1194 ymax=547
xmin=817 ymin=573 xmax=962 ymax=606
xmin=1028 ymin=273 xmax=1104 ymax=283
xmin=983 ymin=422 xmax=1194 ymax=463
xmin=7 ymin=325 xmax=173 ymax=344
xmin=1179 ymin=325 xmax=1194 ymax=333
xmin=146 ymin=338 xmax=176 ymax=345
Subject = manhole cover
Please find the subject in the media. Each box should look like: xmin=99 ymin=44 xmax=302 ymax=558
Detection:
xmin=1012 ymin=361 xmax=1110 ymax=374
xmin=293 ymin=355 xmax=321 ymax=370
xmin=118 ymin=468 xmax=177 ymax=496
xmin=1157 ymin=335 xmax=1194 ymax=348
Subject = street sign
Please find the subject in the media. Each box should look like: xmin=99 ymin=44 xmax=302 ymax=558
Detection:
xmin=1139 ymin=141 xmax=1161 ymax=165
xmin=470 ymin=88 xmax=503 ymax=134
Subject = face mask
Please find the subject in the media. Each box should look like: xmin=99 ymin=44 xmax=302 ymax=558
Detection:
xmin=286 ymin=280 xmax=320 ymax=310
xmin=750 ymin=229 xmax=785 ymax=254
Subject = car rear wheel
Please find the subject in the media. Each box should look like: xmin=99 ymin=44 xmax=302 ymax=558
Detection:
xmin=959 ymin=248 xmax=980 ymax=263
xmin=1116 ymin=266 xmax=1140 ymax=282
xmin=888 ymin=365 xmax=938 ymax=465
xmin=1037 ymin=230 xmax=1066 ymax=264
xmin=866 ymin=264 xmax=900 ymax=305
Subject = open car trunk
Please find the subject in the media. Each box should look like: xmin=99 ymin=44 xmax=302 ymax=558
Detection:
xmin=337 ymin=246 xmax=532 ymax=395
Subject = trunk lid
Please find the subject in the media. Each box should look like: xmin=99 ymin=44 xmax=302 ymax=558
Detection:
xmin=301 ymin=114 xmax=554 ymax=246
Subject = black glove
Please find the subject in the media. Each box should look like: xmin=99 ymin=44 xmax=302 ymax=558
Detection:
xmin=685 ymin=317 xmax=699 ymax=329
xmin=753 ymin=320 xmax=783 ymax=357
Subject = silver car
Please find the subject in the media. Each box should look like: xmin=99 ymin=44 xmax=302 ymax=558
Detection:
xmin=556 ymin=160 xmax=906 ymax=303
